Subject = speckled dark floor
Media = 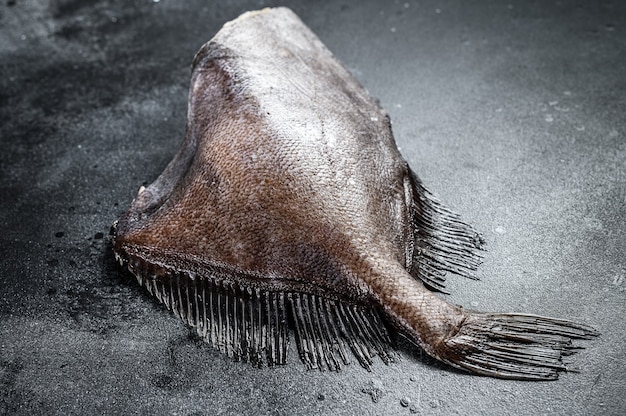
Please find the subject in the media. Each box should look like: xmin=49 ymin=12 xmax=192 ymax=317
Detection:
xmin=1 ymin=1 xmax=624 ymax=415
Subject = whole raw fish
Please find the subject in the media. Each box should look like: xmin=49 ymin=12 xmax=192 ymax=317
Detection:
xmin=112 ymin=7 xmax=597 ymax=380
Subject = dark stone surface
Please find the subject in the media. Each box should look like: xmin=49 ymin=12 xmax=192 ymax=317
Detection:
xmin=1 ymin=0 xmax=624 ymax=415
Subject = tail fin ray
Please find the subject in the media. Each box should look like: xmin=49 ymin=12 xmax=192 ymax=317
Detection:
xmin=442 ymin=313 xmax=599 ymax=380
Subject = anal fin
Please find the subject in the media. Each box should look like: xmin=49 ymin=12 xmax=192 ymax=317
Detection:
xmin=407 ymin=169 xmax=486 ymax=292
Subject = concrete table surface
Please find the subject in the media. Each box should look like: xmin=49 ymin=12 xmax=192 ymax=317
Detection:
xmin=1 ymin=1 xmax=624 ymax=415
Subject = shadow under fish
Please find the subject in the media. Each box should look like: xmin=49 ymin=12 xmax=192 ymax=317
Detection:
xmin=111 ymin=7 xmax=598 ymax=380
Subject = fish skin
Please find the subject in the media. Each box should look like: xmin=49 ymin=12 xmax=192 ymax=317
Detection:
xmin=112 ymin=7 xmax=597 ymax=380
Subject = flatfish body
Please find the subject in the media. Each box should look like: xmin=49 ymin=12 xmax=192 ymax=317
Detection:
xmin=112 ymin=7 xmax=597 ymax=380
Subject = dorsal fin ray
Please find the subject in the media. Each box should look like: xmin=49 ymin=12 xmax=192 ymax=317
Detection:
xmin=124 ymin=254 xmax=393 ymax=370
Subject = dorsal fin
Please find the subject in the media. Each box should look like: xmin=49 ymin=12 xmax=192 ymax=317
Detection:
xmin=288 ymin=292 xmax=393 ymax=371
xmin=125 ymin=255 xmax=394 ymax=370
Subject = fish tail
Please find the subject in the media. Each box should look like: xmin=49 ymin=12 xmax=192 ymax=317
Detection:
xmin=439 ymin=312 xmax=599 ymax=380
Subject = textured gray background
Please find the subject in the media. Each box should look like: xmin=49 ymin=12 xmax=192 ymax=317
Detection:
xmin=1 ymin=0 xmax=624 ymax=415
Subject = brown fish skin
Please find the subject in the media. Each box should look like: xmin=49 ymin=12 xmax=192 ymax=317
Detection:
xmin=112 ymin=8 xmax=597 ymax=379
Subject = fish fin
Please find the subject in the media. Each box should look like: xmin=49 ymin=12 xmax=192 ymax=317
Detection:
xmin=441 ymin=312 xmax=599 ymax=380
xmin=288 ymin=293 xmax=394 ymax=371
xmin=131 ymin=265 xmax=289 ymax=367
xmin=128 ymin=257 xmax=394 ymax=370
xmin=407 ymin=169 xmax=485 ymax=291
